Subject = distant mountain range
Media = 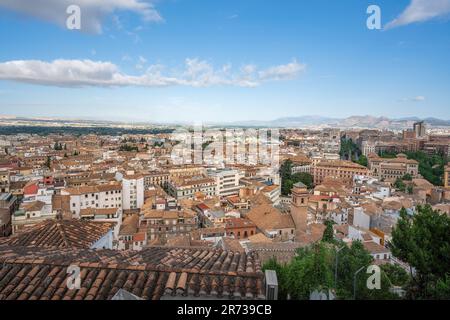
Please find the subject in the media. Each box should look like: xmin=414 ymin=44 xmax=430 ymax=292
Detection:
xmin=1 ymin=114 xmax=450 ymax=129
xmin=217 ymin=115 xmax=450 ymax=129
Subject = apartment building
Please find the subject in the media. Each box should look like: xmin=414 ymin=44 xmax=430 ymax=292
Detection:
xmin=207 ymin=168 xmax=244 ymax=197
xmin=413 ymin=121 xmax=427 ymax=138
xmin=0 ymin=192 xmax=20 ymax=237
xmin=141 ymin=208 xmax=198 ymax=242
xmin=61 ymin=183 xmax=122 ymax=218
xmin=261 ymin=184 xmax=281 ymax=205
xmin=423 ymin=141 xmax=450 ymax=157
xmin=361 ymin=141 xmax=376 ymax=157
xmin=287 ymin=154 xmax=313 ymax=175
xmin=167 ymin=176 xmax=217 ymax=199
xmin=368 ymin=154 xmax=419 ymax=180
xmin=313 ymin=160 xmax=370 ymax=186
xmin=143 ymin=171 xmax=170 ymax=188
xmin=166 ymin=165 xmax=206 ymax=180
xmin=122 ymin=174 xmax=145 ymax=210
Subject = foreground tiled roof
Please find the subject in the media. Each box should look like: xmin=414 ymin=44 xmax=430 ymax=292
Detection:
xmin=2 ymin=220 xmax=115 ymax=249
xmin=0 ymin=246 xmax=265 ymax=300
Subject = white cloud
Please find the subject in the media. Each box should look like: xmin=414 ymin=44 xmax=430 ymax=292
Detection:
xmin=0 ymin=0 xmax=163 ymax=33
xmin=385 ymin=0 xmax=450 ymax=29
xmin=0 ymin=58 xmax=306 ymax=88
xmin=399 ymin=95 xmax=426 ymax=102
xmin=258 ymin=59 xmax=306 ymax=80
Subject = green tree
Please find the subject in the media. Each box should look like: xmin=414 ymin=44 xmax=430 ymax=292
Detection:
xmin=379 ymin=151 xmax=447 ymax=186
xmin=322 ymin=220 xmax=335 ymax=243
xmin=53 ymin=142 xmax=62 ymax=150
xmin=262 ymin=258 xmax=289 ymax=300
xmin=406 ymin=185 xmax=414 ymax=194
xmin=402 ymin=173 xmax=413 ymax=181
xmin=292 ymin=172 xmax=313 ymax=189
xmin=119 ymin=144 xmax=139 ymax=152
xmin=280 ymin=160 xmax=294 ymax=196
xmin=391 ymin=205 xmax=450 ymax=299
xmin=394 ymin=178 xmax=406 ymax=192
xmin=380 ymin=264 xmax=410 ymax=287
xmin=355 ymin=155 xmax=368 ymax=167
xmin=340 ymin=137 xmax=361 ymax=161
xmin=45 ymin=156 xmax=51 ymax=169
xmin=287 ymin=243 xmax=334 ymax=299
xmin=264 ymin=240 xmax=399 ymax=300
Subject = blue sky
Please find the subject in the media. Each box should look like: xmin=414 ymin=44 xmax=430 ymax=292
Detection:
xmin=0 ymin=0 xmax=449 ymax=123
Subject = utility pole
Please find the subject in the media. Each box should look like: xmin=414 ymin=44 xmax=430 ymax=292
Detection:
xmin=334 ymin=246 xmax=346 ymax=288
xmin=353 ymin=266 xmax=366 ymax=300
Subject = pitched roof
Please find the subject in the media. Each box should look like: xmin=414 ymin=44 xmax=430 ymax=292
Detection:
xmin=119 ymin=214 xmax=139 ymax=236
xmin=3 ymin=220 xmax=114 ymax=249
xmin=80 ymin=208 xmax=118 ymax=216
xmin=21 ymin=200 xmax=45 ymax=212
xmin=363 ymin=241 xmax=390 ymax=254
xmin=246 ymin=204 xmax=295 ymax=231
xmin=0 ymin=245 xmax=265 ymax=300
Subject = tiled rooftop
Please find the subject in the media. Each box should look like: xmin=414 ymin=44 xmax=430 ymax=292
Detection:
xmin=1 ymin=220 xmax=115 ymax=249
xmin=0 ymin=246 xmax=265 ymax=300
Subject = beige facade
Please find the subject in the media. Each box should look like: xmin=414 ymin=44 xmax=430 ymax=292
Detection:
xmin=313 ymin=160 xmax=370 ymax=186
xmin=368 ymin=154 xmax=419 ymax=181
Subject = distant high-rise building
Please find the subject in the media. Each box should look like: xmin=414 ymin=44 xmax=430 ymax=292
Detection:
xmin=413 ymin=121 xmax=427 ymax=138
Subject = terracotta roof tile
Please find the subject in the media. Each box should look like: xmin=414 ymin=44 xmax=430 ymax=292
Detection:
xmin=3 ymin=220 xmax=115 ymax=249
xmin=0 ymin=245 xmax=265 ymax=300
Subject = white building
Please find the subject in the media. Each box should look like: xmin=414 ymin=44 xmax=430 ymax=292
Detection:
xmin=353 ymin=207 xmax=371 ymax=230
xmin=262 ymin=184 xmax=281 ymax=205
xmin=11 ymin=201 xmax=55 ymax=234
xmin=361 ymin=141 xmax=376 ymax=157
xmin=119 ymin=173 xmax=144 ymax=210
xmin=207 ymin=168 xmax=244 ymax=197
xmin=61 ymin=183 xmax=122 ymax=218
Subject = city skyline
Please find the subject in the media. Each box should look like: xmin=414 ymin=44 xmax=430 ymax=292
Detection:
xmin=0 ymin=0 xmax=449 ymax=122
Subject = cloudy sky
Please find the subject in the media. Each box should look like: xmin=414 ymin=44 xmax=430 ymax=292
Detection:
xmin=0 ymin=0 xmax=449 ymax=122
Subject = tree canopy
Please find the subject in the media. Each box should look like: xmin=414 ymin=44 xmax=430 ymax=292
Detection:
xmin=280 ymin=160 xmax=313 ymax=195
xmin=263 ymin=241 xmax=399 ymax=300
xmin=391 ymin=205 xmax=450 ymax=299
